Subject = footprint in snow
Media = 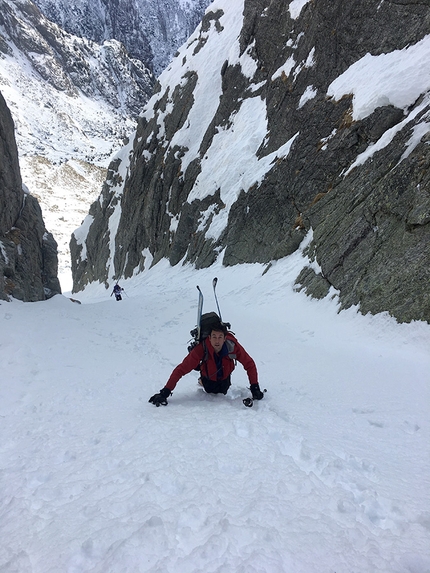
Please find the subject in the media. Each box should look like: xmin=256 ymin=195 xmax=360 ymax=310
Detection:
xmin=402 ymin=420 xmax=420 ymax=434
xmin=368 ymin=419 xmax=384 ymax=428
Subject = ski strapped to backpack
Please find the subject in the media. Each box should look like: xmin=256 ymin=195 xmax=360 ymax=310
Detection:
xmin=188 ymin=278 xmax=232 ymax=352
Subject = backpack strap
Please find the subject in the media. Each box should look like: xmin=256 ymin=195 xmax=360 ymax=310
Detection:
xmin=197 ymin=338 xmax=209 ymax=376
xmin=191 ymin=338 xmax=209 ymax=374
xmin=225 ymin=338 xmax=237 ymax=361
xmin=202 ymin=338 xmax=209 ymax=362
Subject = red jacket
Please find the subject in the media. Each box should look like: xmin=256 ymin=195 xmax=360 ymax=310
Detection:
xmin=165 ymin=333 xmax=258 ymax=392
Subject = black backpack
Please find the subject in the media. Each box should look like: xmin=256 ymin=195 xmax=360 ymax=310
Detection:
xmin=188 ymin=312 xmax=231 ymax=352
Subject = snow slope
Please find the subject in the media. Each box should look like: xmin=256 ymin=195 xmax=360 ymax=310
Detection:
xmin=1 ymin=242 xmax=429 ymax=572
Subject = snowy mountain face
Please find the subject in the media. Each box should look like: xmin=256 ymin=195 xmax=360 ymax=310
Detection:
xmin=0 ymin=0 xmax=153 ymax=162
xmin=32 ymin=0 xmax=212 ymax=76
xmin=71 ymin=0 xmax=430 ymax=323
xmin=0 ymin=0 xmax=155 ymax=288
xmin=0 ymin=0 xmax=211 ymax=290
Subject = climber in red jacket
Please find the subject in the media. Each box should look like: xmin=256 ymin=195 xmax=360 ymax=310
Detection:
xmin=149 ymin=321 xmax=264 ymax=406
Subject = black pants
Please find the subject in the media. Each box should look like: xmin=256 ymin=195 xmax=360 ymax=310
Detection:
xmin=201 ymin=376 xmax=231 ymax=395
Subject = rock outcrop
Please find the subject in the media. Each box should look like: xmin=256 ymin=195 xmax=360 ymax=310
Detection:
xmin=71 ymin=0 xmax=430 ymax=323
xmin=0 ymin=92 xmax=61 ymax=301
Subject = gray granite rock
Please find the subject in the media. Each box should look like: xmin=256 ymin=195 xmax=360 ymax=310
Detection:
xmin=0 ymin=92 xmax=61 ymax=301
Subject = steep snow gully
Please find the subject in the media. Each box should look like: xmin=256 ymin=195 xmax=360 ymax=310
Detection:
xmin=1 ymin=256 xmax=429 ymax=572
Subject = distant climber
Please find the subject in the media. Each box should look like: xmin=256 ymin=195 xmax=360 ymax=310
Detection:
xmin=111 ymin=283 xmax=124 ymax=301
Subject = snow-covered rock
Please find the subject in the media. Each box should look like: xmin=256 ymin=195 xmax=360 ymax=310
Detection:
xmin=71 ymin=0 xmax=430 ymax=323
xmin=32 ymin=0 xmax=212 ymax=76
xmin=0 ymin=91 xmax=61 ymax=301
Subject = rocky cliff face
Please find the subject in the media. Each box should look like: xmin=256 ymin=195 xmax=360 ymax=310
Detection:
xmin=0 ymin=0 xmax=153 ymax=130
xmin=71 ymin=0 xmax=430 ymax=323
xmin=32 ymin=0 xmax=212 ymax=76
xmin=0 ymin=92 xmax=61 ymax=301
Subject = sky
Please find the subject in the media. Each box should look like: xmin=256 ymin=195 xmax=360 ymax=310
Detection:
xmin=1 ymin=242 xmax=430 ymax=573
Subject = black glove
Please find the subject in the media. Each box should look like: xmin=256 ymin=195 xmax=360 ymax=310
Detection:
xmin=149 ymin=387 xmax=171 ymax=407
xmin=250 ymin=384 xmax=264 ymax=400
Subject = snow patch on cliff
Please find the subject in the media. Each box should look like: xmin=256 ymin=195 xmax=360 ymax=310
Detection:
xmin=327 ymin=35 xmax=430 ymax=120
